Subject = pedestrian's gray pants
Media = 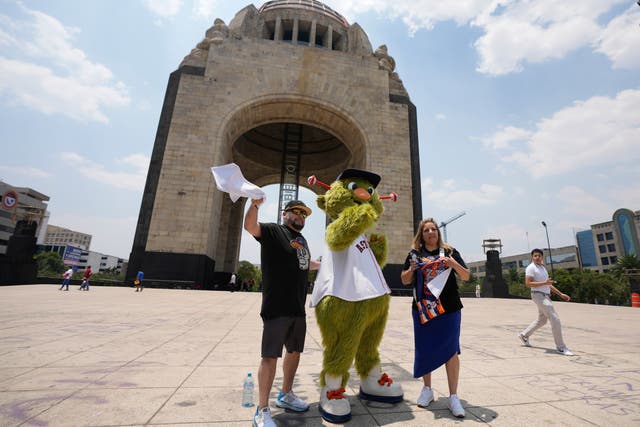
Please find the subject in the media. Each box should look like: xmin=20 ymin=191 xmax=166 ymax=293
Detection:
xmin=521 ymin=292 xmax=566 ymax=350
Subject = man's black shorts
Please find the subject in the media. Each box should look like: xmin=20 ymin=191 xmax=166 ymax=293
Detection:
xmin=261 ymin=316 xmax=306 ymax=358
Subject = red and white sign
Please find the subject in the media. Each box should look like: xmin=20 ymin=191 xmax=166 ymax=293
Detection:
xmin=1 ymin=190 xmax=18 ymax=210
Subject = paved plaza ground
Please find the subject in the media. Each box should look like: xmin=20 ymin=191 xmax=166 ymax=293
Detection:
xmin=0 ymin=284 xmax=639 ymax=426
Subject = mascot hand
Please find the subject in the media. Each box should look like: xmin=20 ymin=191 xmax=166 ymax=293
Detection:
xmin=326 ymin=204 xmax=379 ymax=251
xmin=368 ymin=233 xmax=388 ymax=267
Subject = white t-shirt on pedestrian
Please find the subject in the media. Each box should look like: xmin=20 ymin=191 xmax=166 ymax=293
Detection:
xmin=525 ymin=262 xmax=550 ymax=294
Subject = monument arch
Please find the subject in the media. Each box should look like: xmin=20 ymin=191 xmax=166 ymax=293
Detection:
xmin=128 ymin=1 xmax=422 ymax=289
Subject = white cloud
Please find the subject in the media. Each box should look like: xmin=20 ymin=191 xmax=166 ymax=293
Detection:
xmin=422 ymin=177 xmax=503 ymax=211
xmin=193 ymin=0 xmax=221 ymax=20
xmin=472 ymin=0 xmax=620 ymax=75
xmin=556 ymin=185 xmax=611 ymax=219
xmin=491 ymin=89 xmax=640 ymax=177
xmin=0 ymin=7 xmax=130 ymax=122
xmin=435 ymin=113 xmax=446 ymax=121
xmin=482 ymin=126 xmax=532 ymax=150
xmin=0 ymin=165 xmax=51 ymax=179
xmin=334 ymin=0 xmax=491 ymax=34
xmin=330 ymin=0 xmax=634 ymax=75
xmin=594 ymin=5 xmax=640 ymax=70
xmin=60 ymin=152 xmax=149 ymax=191
xmin=143 ymin=0 xmax=184 ymax=18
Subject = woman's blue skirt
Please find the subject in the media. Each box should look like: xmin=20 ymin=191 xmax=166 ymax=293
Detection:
xmin=412 ymin=309 xmax=461 ymax=378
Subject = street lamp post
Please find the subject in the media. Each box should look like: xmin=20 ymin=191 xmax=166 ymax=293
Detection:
xmin=541 ymin=221 xmax=555 ymax=278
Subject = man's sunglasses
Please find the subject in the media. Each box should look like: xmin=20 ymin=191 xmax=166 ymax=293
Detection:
xmin=287 ymin=208 xmax=308 ymax=218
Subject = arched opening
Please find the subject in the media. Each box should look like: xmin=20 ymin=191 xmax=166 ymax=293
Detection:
xmin=213 ymin=96 xmax=368 ymax=273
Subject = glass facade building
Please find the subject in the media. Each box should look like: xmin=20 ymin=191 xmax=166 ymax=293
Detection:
xmin=576 ymin=230 xmax=597 ymax=267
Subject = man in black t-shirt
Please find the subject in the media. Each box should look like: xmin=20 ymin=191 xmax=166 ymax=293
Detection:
xmin=244 ymin=198 xmax=320 ymax=427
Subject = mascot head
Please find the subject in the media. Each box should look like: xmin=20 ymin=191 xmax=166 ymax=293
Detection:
xmin=308 ymin=169 xmax=397 ymax=253
xmin=318 ymin=169 xmax=384 ymax=221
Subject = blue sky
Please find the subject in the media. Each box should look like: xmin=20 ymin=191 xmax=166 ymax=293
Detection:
xmin=1 ymin=0 xmax=638 ymax=265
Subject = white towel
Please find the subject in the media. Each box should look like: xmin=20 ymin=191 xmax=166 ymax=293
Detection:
xmin=210 ymin=163 xmax=265 ymax=202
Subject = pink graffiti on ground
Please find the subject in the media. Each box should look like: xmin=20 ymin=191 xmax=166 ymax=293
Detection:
xmin=1 ymin=395 xmax=108 ymax=426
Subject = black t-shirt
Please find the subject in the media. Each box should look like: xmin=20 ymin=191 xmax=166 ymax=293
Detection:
xmin=257 ymin=223 xmax=311 ymax=320
xmin=403 ymin=247 xmax=466 ymax=313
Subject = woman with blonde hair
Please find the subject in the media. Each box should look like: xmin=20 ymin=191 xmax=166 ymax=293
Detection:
xmin=400 ymin=218 xmax=470 ymax=418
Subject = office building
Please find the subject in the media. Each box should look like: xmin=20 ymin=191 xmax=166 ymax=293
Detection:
xmin=44 ymin=224 xmax=92 ymax=250
xmin=0 ymin=181 xmax=49 ymax=255
xmin=579 ymin=208 xmax=640 ymax=273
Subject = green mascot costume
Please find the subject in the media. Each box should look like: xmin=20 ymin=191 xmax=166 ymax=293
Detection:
xmin=308 ymin=169 xmax=403 ymax=423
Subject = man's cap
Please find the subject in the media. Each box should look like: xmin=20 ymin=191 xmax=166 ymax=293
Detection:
xmin=283 ymin=199 xmax=312 ymax=216
xmin=336 ymin=168 xmax=381 ymax=188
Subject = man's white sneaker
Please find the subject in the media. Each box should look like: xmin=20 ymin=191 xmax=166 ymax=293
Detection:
xmin=253 ymin=406 xmax=276 ymax=427
xmin=558 ymin=347 xmax=574 ymax=356
xmin=417 ymin=386 xmax=434 ymax=407
xmin=448 ymin=394 xmax=465 ymax=418
xmin=276 ymin=390 xmax=309 ymax=412
xmin=518 ymin=333 xmax=530 ymax=347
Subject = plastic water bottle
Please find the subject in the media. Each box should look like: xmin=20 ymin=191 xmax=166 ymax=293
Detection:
xmin=242 ymin=372 xmax=254 ymax=407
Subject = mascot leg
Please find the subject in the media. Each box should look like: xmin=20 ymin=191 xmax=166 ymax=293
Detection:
xmin=356 ymin=295 xmax=404 ymax=403
xmin=319 ymin=373 xmax=351 ymax=423
xmin=316 ymin=296 xmax=367 ymax=423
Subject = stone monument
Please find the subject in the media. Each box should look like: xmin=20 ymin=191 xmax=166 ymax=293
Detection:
xmin=127 ymin=0 xmax=422 ymax=289
xmin=481 ymin=239 xmax=510 ymax=298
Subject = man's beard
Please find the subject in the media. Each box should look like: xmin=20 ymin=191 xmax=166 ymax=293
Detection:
xmin=285 ymin=216 xmax=304 ymax=232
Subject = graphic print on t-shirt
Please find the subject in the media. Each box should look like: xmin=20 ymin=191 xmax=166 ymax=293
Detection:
xmin=290 ymin=237 xmax=310 ymax=270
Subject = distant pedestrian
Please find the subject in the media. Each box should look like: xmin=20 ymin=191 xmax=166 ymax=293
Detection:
xmin=59 ymin=267 xmax=73 ymax=291
xmin=229 ymin=272 xmax=236 ymax=292
xmin=475 ymin=284 xmax=481 ymax=298
xmin=135 ymin=270 xmax=144 ymax=292
xmin=518 ymin=249 xmax=573 ymax=356
xmin=79 ymin=266 xmax=92 ymax=291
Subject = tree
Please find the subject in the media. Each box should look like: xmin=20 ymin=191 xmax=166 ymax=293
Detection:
xmin=610 ymin=254 xmax=640 ymax=283
xmin=505 ymin=268 xmax=528 ymax=297
xmin=34 ymin=252 xmax=65 ymax=276
xmin=554 ymin=269 xmax=629 ymax=305
xmin=237 ymin=260 xmax=261 ymax=291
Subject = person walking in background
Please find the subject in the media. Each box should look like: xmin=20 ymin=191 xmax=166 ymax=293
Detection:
xmin=229 ymin=272 xmax=237 ymax=292
xmin=134 ymin=270 xmax=144 ymax=292
xmin=475 ymin=284 xmax=481 ymax=298
xmin=244 ymin=198 xmax=320 ymax=427
xmin=400 ymin=218 xmax=470 ymax=418
xmin=518 ymin=248 xmax=573 ymax=356
xmin=59 ymin=266 xmax=73 ymax=291
xmin=78 ymin=266 xmax=92 ymax=291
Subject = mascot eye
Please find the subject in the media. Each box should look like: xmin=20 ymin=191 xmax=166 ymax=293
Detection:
xmin=367 ymin=187 xmax=374 ymax=195
xmin=347 ymin=182 xmax=357 ymax=190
